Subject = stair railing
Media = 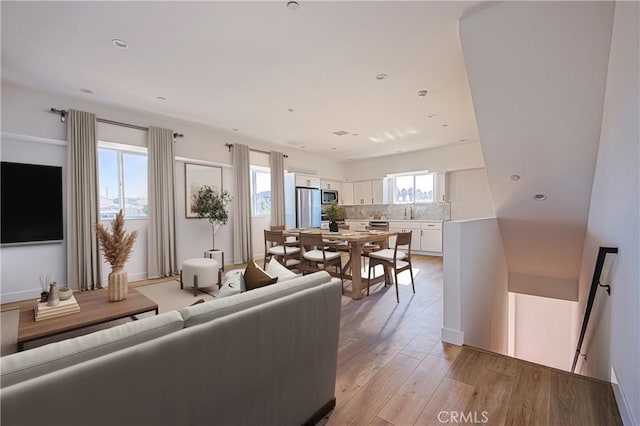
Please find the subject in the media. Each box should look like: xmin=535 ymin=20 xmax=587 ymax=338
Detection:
xmin=571 ymin=246 xmax=618 ymax=373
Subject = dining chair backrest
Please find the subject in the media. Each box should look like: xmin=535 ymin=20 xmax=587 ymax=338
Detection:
xmin=270 ymin=225 xmax=285 ymax=231
xmin=299 ymin=232 xmax=324 ymax=252
xmin=264 ymin=230 xmax=285 ymax=249
xmin=394 ymin=231 xmax=412 ymax=259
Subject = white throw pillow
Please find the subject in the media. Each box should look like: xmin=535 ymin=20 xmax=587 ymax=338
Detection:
xmin=217 ymin=269 xmax=245 ymax=298
xmin=265 ymin=258 xmax=298 ymax=282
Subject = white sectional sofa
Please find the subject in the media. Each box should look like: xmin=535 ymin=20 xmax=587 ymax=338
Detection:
xmin=1 ymin=271 xmax=342 ymax=426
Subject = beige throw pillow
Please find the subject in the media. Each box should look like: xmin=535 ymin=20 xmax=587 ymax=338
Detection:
xmin=243 ymin=261 xmax=278 ymax=291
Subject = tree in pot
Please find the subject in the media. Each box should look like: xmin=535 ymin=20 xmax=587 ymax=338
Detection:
xmin=95 ymin=210 xmax=138 ymax=302
xmin=192 ymin=185 xmax=232 ymax=251
xmin=323 ymin=200 xmax=343 ymax=232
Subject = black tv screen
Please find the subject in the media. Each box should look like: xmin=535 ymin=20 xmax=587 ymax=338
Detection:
xmin=1 ymin=161 xmax=64 ymax=245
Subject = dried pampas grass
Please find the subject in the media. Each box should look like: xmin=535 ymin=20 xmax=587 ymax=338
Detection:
xmin=96 ymin=210 xmax=138 ymax=268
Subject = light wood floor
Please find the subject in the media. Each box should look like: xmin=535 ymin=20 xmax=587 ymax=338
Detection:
xmin=327 ymin=255 xmax=622 ymax=426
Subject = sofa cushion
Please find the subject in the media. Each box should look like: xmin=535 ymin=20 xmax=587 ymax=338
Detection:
xmin=179 ymin=271 xmax=333 ymax=328
xmin=1 ymin=310 xmax=184 ymax=388
xmin=243 ymin=261 xmax=278 ymax=291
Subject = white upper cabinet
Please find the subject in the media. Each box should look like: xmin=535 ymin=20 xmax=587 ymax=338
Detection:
xmin=371 ymin=180 xmax=384 ymax=204
xmin=295 ymin=174 xmax=320 ymax=188
xmin=340 ymin=182 xmax=354 ymax=205
xmin=320 ymin=180 xmax=341 ymax=192
xmin=353 ymin=181 xmax=372 ymax=205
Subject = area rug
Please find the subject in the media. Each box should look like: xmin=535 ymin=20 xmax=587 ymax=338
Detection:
xmin=0 ymin=281 xmax=215 ymax=355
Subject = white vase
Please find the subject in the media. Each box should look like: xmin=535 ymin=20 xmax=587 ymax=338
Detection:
xmin=108 ymin=267 xmax=128 ymax=302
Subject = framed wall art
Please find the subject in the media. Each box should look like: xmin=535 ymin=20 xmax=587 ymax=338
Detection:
xmin=185 ymin=163 xmax=223 ymax=218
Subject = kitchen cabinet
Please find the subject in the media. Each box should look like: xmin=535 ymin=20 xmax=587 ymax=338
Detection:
xmin=371 ymin=180 xmax=384 ymax=204
xmin=295 ymin=174 xmax=320 ymax=188
xmin=341 ymin=182 xmax=354 ymax=205
xmin=436 ymin=172 xmax=448 ymax=202
xmin=352 ymin=180 xmax=384 ymax=205
xmin=320 ymin=180 xmax=341 ymax=192
xmin=353 ymin=181 xmax=372 ymax=205
xmin=388 ymin=220 xmax=443 ymax=254
xmin=420 ymin=222 xmax=443 ymax=252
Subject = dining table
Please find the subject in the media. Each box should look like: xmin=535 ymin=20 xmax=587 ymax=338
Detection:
xmin=283 ymin=228 xmax=396 ymax=300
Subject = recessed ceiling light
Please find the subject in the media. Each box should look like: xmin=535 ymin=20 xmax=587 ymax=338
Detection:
xmin=460 ymin=138 xmax=467 ymax=142
xmin=300 ymin=145 xmax=306 ymax=149
xmin=156 ymin=96 xmax=166 ymax=101
xmin=376 ymin=74 xmax=387 ymax=80
xmin=442 ymin=124 xmax=448 ymax=127
xmin=232 ymin=128 xmax=239 ymax=132
xmin=333 ymin=130 xmax=349 ymax=136
xmin=111 ymin=39 xmax=129 ymax=49
xmin=428 ymin=114 xmax=436 ymax=119
xmin=510 ymin=174 xmax=520 ymax=181
xmin=288 ymin=108 xmax=294 ymax=112
xmin=80 ymin=88 xmax=93 ymax=94
xmin=533 ymin=193 xmax=547 ymax=201
xmin=396 ymin=150 xmax=403 ymax=153
xmin=417 ymin=90 xmax=428 ymax=98
xmin=286 ymin=1 xmax=300 ymax=10
xmin=352 ymin=133 xmax=359 ymax=136
xmin=331 ymin=147 xmax=336 ymax=150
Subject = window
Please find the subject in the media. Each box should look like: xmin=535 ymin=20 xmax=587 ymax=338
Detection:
xmin=393 ymin=173 xmax=434 ymax=204
xmin=250 ymin=166 xmax=271 ymax=217
xmin=98 ymin=144 xmax=148 ymax=220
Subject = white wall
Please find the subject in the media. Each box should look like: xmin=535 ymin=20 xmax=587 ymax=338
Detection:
xmin=511 ymin=292 xmax=578 ymax=371
xmin=0 ymin=81 xmax=346 ymax=301
xmin=575 ymin=2 xmax=639 ymax=424
xmin=345 ymin=142 xmax=485 ymax=181
xmin=442 ymin=218 xmax=509 ymax=353
xmin=447 ymin=168 xmax=495 ymax=220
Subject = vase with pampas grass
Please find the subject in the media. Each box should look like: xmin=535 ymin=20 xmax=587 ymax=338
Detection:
xmin=96 ymin=210 xmax=138 ymax=302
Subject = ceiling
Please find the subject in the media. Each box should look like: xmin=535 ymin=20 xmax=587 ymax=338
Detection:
xmin=1 ymin=1 xmax=480 ymax=161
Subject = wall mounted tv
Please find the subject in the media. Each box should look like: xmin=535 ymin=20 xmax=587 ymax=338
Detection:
xmin=1 ymin=161 xmax=64 ymax=245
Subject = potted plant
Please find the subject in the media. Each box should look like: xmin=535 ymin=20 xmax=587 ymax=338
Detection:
xmin=323 ymin=200 xmax=343 ymax=232
xmin=192 ymin=185 xmax=232 ymax=252
xmin=95 ymin=210 xmax=138 ymax=302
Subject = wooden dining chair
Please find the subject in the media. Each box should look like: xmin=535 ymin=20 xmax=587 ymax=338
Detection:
xmin=264 ymin=230 xmax=300 ymax=270
xmin=363 ymin=223 xmax=390 ymax=255
xmin=271 ymin=225 xmax=299 ymax=248
xmin=367 ymin=231 xmax=414 ymax=303
xmin=299 ymin=232 xmax=344 ymax=294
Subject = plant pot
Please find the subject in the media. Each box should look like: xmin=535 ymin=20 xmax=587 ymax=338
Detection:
xmin=40 ymin=291 xmax=49 ymax=303
xmin=329 ymin=221 xmax=339 ymax=232
xmin=108 ymin=267 xmax=128 ymax=302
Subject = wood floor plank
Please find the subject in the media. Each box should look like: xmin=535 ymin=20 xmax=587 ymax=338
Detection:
xmin=413 ymin=377 xmax=476 ymax=425
xmin=335 ymin=354 xmax=386 ymax=410
xmin=328 ymin=353 xmax=420 ymax=426
xmin=446 ymin=347 xmax=488 ymax=386
xmin=504 ymin=363 xmax=551 ymax=426
xmin=377 ymin=355 xmax=450 ymax=425
xmin=367 ymin=416 xmax=395 ymax=426
xmin=429 ymin=342 xmax=462 ymax=363
xmin=464 ymin=368 xmax=514 ymax=426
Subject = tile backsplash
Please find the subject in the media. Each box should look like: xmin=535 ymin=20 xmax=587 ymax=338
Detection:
xmin=342 ymin=203 xmax=450 ymax=221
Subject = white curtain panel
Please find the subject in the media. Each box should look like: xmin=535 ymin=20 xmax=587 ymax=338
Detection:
xmin=66 ymin=109 xmax=101 ymax=291
xmin=270 ymin=151 xmax=286 ymax=227
xmin=232 ymin=143 xmax=253 ymax=262
xmin=147 ymin=127 xmax=177 ymax=277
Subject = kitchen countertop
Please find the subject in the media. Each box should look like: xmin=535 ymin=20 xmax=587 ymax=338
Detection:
xmin=345 ymin=218 xmax=444 ymax=222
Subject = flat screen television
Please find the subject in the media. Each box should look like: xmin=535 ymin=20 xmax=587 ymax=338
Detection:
xmin=1 ymin=161 xmax=64 ymax=245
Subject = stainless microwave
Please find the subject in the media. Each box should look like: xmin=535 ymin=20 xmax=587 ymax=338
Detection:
xmin=321 ymin=189 xmax=338 ymax=204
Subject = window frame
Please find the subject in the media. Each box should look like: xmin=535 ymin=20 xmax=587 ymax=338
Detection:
xmin=250 ymin=165 xmax=271 ymax=218
xmin=392 ymin=172 xmax=435 ymax=205
xmin=98 ymin=141 xmax=148 ymax=221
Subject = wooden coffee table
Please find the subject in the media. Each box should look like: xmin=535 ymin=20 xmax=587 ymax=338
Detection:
xmin=17 ymin=287 xmax=158 ymax=351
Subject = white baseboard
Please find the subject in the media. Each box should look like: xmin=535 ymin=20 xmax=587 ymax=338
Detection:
xmin=441 ymin=327 xmax=464 ymax=346
xmin=611 ymin=365 xmax=636 ymax=426
xmin=0 ymin=288 xmax=41 ymax=304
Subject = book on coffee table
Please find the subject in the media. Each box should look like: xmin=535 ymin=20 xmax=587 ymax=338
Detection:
xmin=34 ymin=296 xmax=81 ymax=321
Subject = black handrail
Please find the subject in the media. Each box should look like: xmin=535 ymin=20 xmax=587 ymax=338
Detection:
xmin=571 ymin=246 xmax=618 ymax=373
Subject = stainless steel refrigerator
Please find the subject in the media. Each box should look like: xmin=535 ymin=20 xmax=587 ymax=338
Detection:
xmin=295 ymin=187 xmax=322 ymax=228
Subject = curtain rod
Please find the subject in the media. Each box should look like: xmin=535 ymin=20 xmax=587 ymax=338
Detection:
xmin=224 ymin=143 xmax=288 ymax=158
xmin=50 ymin=108 xmax=184 ymax=139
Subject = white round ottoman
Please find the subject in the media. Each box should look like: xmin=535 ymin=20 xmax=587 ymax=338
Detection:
xmin=181 ymin=258 xmax=219 ymax=296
